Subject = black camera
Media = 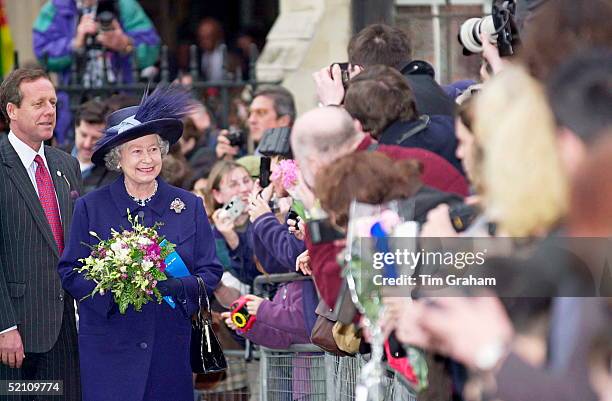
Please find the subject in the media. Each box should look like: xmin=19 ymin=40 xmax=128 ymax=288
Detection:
xmin=330 ymin=62 xmax=351 ymax=88
xmin=286 ymin=210 xmax=299 ymax=223
xmin=259 ymin=156 xmax=271 ymax=188
xmin=258 ymin=127 xmax=292 ymax=158
xmin=307 ymin=218 xmax=345 ymax=245
xmin=458 ymin=0 xmax=520 ymax=57
xmin=448 ymin=203 xmax=479 ymax=233
xmin=225 ymin=128 xmax=246 ymax=148
xmin=95 ymin=0 xmax=118 ymax=32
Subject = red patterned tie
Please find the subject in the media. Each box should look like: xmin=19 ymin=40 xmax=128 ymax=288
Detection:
xmin=34 ymin=155 xmax=64 ymax=254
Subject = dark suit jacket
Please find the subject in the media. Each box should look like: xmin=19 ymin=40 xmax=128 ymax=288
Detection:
xmin=0 ymin=134 xmax=82 ymax=353
xmin=82 ymin=165 xmax=120 ymax=195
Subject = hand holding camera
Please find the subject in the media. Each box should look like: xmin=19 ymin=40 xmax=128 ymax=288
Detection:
xmin=312 ymin=63 xmax=363 ymax=106
xmin=247 ymin=182 xmax=273 ymax=223
xmin=95 ymin=19 xmax=131 ymax=53
xmin=215 ymin=130 xmax=242 ymax=160
xmin=73 ymin=14 xmax=98 ymax=49
xmin=222 ymin=295 xmax=261 ymax=333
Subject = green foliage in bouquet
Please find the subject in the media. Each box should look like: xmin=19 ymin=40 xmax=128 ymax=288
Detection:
xmin=76 ymin=210 xmax=176 ymax=314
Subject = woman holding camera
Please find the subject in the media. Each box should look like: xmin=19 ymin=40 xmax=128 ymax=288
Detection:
xmin=205 ymin=160 xmax=260 ymax=285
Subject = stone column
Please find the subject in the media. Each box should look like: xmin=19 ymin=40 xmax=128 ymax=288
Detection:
xmin=256 ymin=0 xmax=351 ymax=115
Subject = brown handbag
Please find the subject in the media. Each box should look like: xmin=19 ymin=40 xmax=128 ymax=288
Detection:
xmin=310 ymin=299 xmax=354 ymax=356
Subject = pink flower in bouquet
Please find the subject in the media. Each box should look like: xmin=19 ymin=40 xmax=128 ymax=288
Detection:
xmin=146 ymin=242 xmax=161 ymax=258
xmin=158 ymin=260 xmax=166 ymax=272
xmin=271 ymin=159 xmax=298 ymax=191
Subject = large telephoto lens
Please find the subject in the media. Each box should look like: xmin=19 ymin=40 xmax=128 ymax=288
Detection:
xmin=458 ymin=16 xmax=496 ymax=54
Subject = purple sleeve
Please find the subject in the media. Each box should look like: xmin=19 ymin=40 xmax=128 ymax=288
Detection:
xmin=32 ymin=2 xmax=75 ymax=71
xmin=242 ymin=320 xmax=298 ymax=349
xmin=252 ymin=212 xmax=307 ymax=273
xmin=180 ymin=198 xmax=224 ymax=317
xmin=57 ymin=198 xmax=115 ymax=318
xmin=256 ymin=282 xmax=309 ymax=337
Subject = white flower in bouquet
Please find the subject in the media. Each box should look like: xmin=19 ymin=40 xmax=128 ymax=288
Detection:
xmin=76 ymin=211 xmax=176 ymax=314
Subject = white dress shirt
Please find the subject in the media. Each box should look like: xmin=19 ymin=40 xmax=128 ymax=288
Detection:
xmin=8 ymin=131 xmax=49 ymax=195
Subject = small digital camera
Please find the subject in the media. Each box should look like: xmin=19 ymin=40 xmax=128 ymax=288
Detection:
xmin=230 ymin=296 xmax=257 ymax=332
xmin=219 ymin=196 xmax=245 ymax=221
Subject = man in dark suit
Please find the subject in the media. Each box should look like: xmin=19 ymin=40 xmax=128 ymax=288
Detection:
xmin=69 ymin=99 xmax=119 ymax=194
xmin=0 ymin=68 xmax=81 ymax=400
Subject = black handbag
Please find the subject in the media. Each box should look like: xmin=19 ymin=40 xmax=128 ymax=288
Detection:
xmin=190 ymin=276 xmax=227 ymax=374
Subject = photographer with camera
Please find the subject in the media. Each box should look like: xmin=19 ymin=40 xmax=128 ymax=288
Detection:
xmin=33 ymin=0 xmax=160 ymax=86
xmin=314 ymin=23 xmax=457 ymax=115
xmin=215 ymin=85 xmax=296 ymax=160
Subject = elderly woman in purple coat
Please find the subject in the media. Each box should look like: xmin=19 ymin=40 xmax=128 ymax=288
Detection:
xmin=58 ymin=86 xmax=223 ymax=401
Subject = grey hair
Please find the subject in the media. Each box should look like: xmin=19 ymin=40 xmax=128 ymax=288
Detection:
xmin=104 ymin=135 xmax=170 ymax=171
xmin=253 ymin=85 xmax=296 ymax=125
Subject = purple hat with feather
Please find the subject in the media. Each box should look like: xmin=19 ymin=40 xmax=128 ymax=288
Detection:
xmin=91 ymin=85 xmax=193 ymax=166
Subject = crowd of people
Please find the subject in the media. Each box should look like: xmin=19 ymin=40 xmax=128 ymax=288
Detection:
xmin=0 ymin=0 xmax=611 ymax=400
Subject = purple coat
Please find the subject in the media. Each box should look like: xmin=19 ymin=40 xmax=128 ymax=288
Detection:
xmin=58 ymin=177 xmax=223 ymax=401
xmin=242 ymin=281 xmax=312 ymax=349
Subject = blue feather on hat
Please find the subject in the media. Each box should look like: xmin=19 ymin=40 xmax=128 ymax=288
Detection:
xmin=91 ymin=84 xmax=196 ymax=166
xmin=135 ymin=84 xmax=194 ymax=123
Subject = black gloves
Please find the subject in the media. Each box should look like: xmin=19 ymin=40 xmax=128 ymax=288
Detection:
xmin=157 ymin=277 xmax=186 ymax=301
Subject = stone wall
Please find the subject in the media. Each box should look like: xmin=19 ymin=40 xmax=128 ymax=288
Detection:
xmin=256 ymin=0 xmax=351 ymax=115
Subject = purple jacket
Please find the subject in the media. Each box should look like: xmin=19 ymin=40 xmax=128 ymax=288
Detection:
xmin=242 ymin=281 xmax=312 ymax=349
xmin=250 ymin=212 xmax=306 ymax=273
xmin=33 ymin=0 xmax=160 ymax=80
xmin=58 ymin=177 xmax=223 ymax=401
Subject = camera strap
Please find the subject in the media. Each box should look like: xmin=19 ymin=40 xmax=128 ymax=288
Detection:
xmin=395 ymin=115 xmax=430 ymax=145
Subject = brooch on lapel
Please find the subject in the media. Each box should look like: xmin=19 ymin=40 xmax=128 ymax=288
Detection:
xmin=170 ymin=198 xmax=186 ymax=214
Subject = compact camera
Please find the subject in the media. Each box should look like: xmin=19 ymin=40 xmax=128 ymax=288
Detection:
xmin=229 ymin=296 xmax=257 ymax=332
xmin=329 ymin=62 xmax=351 ymax=89
xmin=458 ymin=0 xmax=520 ymax=57
xmin=219 ymin=196 xmax=245 ymax=221
xmin=225 ymin=128 xmax=246 ymax=148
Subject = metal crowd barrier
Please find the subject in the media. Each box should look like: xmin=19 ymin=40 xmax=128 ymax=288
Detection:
xmin=194 ymin=274 xmax=418 ymax=400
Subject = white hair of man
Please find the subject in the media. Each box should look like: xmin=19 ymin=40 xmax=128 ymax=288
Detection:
xmin=291 ymin=106 xmax=365 ymax=187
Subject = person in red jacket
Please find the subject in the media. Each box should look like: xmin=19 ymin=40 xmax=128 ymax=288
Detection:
xmin=291 ymin=106 xmax=464 ymax=308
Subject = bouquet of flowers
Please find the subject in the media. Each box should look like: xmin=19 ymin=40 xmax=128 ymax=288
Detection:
xmin=76 ymin=211 xmax=176 ymax=314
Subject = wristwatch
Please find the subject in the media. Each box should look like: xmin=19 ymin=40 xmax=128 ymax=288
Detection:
xmin=122 ymin=37 xmax=134 ymax=55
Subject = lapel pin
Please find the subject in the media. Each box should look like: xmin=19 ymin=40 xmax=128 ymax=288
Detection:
xmin=170 ymin=198 xmax=186 ymax=214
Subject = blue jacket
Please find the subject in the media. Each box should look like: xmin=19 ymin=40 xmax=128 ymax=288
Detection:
xmin=58 ymin=176 xmax=223 ymax=401
xmin=249 ymin=212 xmax=318 ymax=334
xmin=378 ymin=115 xmax=464 ymax=175
xmin=250 ymin=212 xmax=306 ymax=273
